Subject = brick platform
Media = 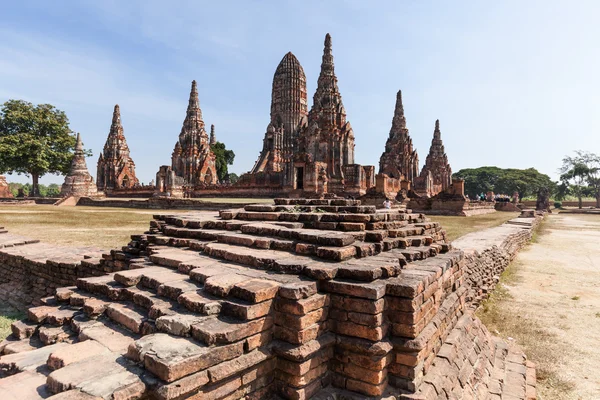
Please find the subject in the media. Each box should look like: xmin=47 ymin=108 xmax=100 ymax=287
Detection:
xmin=0 ymin=200 xmax=538 ymax=399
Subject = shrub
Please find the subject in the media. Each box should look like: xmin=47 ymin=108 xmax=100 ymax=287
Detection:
xmin=554 ymin=201 xmax=562 ymax=209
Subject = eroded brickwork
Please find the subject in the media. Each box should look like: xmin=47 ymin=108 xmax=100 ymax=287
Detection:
xmin=415 ymin=120 xmax=452 ymax=196
xmin=378 ymin=91 xmax=420 ymax=183
xmin=60 ymin=133 xmax=99 ymax=197
xmin=251 ymin=52 xmax=308 ymax=178
xmin=0 ymin=176 xmax=12 ymax=198
xmin=97 ymin=105 xmax=139 ymax=191
xmin=171 ymin=80 xmax=218 ymax=186
xmin=0 ymin=201 xmax=538 ymax=399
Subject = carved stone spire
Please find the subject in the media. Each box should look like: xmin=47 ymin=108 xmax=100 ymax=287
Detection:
xmin=309 ymin=33 xmax=346 ymax=126
xmin=378 ymin=90 xmax=419 ymax=181
xmin=187 ymin=80 xmax=202 ymax=120
xmin=61 ymin=132 xmax=99 ymax=197
xmin=388 ymin=91 xmax=408 ymax=141
xmin=419 ymin=119 xmax=452 ymax=191
xmin=295 ymin=33 xmax=354 ymax=192
xmin=97 ymin=105 xmax=139 ymax=190
xmin=170 ymin=80 xmax=218 ymax=185
xmin=250 ymin=51 xmax=308 ymax=175
xmin=112 ymin=104 xmax=121 ymax=126
xmin=210 ymin=124 xmax=216 ymax=145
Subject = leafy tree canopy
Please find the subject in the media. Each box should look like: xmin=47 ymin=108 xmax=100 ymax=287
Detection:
xmin=227 ymin=172 xmax=239 ymax=184
xmin=559 ymin=150 xmax=600 ymax=208
xmin=8 ymin=182 xmax=61 ymax=197
xmin=210 ymin=141 xmax=235 ymax=182
xmin=453 ymin=166 xmax=555 ymax=199
xmin=0 ymin=100 xmax=89 ymax=196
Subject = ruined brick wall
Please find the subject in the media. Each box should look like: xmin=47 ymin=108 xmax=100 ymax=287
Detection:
xmin=453 ymin=216 xmax=541 ymax=307
xmin=77 ymin=197 xmax=261 ymax=210
xmin=0 ymin=237 xmax=111 ymax=311
xmin=0 ymin=205 xmax=540 ymax=399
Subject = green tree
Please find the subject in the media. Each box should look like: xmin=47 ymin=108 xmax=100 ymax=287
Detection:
xmin=0 ymin=100 xmax=87 ymax=196
xmin=453 ymin=166 xmax=554 ymax=199
xmin=227 ymin=172 xmax=239 ymax=184
xmin=210 ymin=141 xmax=235 ymax=182
xmin=560 ymin=150 xmax=600 ymax=208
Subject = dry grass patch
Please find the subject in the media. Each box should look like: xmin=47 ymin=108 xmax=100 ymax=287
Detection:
xmin=429 ymin=212 xmax=519 ymax=241
xmin=0 ymin=205 xmax=217 ymax=249
xmin=476 ymin=223 xmax=578 ymax=400
xmin=0 ymin=304 xmax=24 ymax=341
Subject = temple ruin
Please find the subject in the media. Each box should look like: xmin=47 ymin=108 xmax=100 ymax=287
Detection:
xmin=250 ymin=52 xmax=308 ymax=179
xmin=97 ymin=105 xmax=140 ymax=191
xmin=237 ymin=34 xmax=373 ymax=197
xmin=378 ymin=90 xmax=420 ymax=183
xmin=59 ymin=133 xmax=99 ymax=198
xmin=0 ymin=199 xmax=539 ymax=399
xmin=413 ymin=120 xmax=452 ymax=197
xmin=85 ymin=33 xmax=472 ymax=207
xmin=168 ymin=80 xmax=218 ymax=187
xmin=0 ymin=176 xmax=12 ymax=198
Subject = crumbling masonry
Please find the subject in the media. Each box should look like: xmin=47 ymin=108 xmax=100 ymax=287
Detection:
xmin=97 ymin=105 xmax=140 ymax=191
xmin=0 ymin=201 xmax=538 ymax=399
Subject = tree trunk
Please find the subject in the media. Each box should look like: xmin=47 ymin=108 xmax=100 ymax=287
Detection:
xmin=596 ymin=189 xmax=600 ymax=209
xmin=578 ymin=195 xmax=583 ymax=209
xmin=31 ymin=173 xmax=40 ymax=197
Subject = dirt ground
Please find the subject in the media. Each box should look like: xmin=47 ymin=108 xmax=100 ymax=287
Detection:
xmin=480 ymin=213 xmax=600 ymax=400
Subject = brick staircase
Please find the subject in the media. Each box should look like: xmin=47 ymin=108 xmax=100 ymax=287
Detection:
xmin=0 ymin=198 xmax=535 ymax=400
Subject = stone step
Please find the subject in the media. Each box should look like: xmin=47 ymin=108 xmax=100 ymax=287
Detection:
xmin=0 ymin=370 xmax=52 ymax=399
xmin=245 ymin=203 xmax=376 ymax=214
xmin=123 ymin=286 xmax=181 ymax=319
xmin=46 ymin=352 xmax=146 ymax=398
xmin=105 ymin=303 xmax=147 ymax=334
xmin=191 ymin=315 xmax=274 ymax=346
xmin=148 ymin=248 xmax=206 ymax=269
xmin=273 ymin=198 xmax=361 ymax=206
xmin=177 ymin=290 xmax=222 ymax=315
xmin=78 ymin=319 xmax=139 ymax=354
xmin=126 ymin=333 xmax=245 ymax=383
xmin=0 ymin=336 xmax=43 ymax=356
xmin=0 ymin=342 xmax=69 ymax=375
xmin=46 ymin=339 xmax=111 ymax=371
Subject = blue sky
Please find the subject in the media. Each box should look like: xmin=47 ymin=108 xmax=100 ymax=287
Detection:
xmin=1 ymin=1 xmax=599 ymax=185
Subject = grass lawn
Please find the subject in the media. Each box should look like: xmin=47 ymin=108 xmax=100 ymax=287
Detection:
xmin=0 ymin=304 xmax=24 ymax=341
xmin=428 ymin=212 xmax=520 ymax=241
xmin=0 ymin=205 xmax=217 ymax=250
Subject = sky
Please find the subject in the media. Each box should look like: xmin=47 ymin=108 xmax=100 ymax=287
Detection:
xmin=1 ymin=0 xmax=599 ymax=185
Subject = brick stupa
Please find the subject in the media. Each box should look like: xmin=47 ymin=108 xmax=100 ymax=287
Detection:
xmin=171 ymin=80 xmax=219 ymax=185
xmin=0 ymin=175 xmax=12 ymax=198
xmin=378 ymin=90 xmax=420 ymax=182
xmin=97 ymin=105 xmax=139 ymax=191
xmin=296 ymin=34 xmax=356 ymax=192
xmin=60 ymin=133 xmax=99 ymax=197
xmin=419 ymin=119 xmax=452 ymax=192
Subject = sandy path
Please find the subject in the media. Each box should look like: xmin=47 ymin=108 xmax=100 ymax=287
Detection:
xmin=507 ymin=214 xmax=600 ymax=399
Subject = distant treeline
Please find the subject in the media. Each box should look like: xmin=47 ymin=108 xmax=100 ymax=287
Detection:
xmin=453 ymin=167 xmax=554 ymax=199
xmin=7 ymin=182 xmax=61 ymax=197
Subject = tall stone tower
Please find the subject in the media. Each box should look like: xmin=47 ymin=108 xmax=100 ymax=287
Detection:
xmin=97 ymin=105 xmax=139 ymax=190
xmin=60 ymin=133 xmax=99 ymax=197
xmin=378 ymin=90 xmax=419 ymax=182
xmin=171 ymin=80 xmax=218 ymax=185
xmin=209 ymin=124 xmax=216 ymax=146
xmin=297 ymin=33 xmax=355 ymax=190
xmin=250 ymin=52 xmax=308 ymax=175
xmin=419 ymin=119 xmax=452 ymax=191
